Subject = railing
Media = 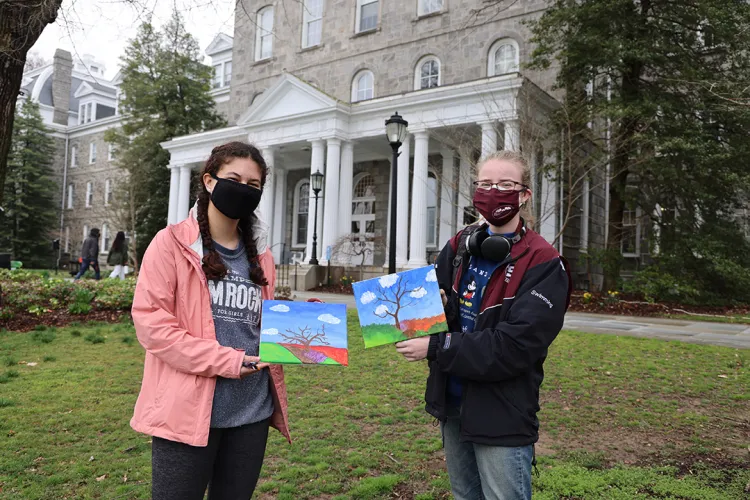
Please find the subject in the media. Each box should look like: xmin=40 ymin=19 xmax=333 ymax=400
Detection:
xmin=271 ymin=242 xmax=291 ymax=288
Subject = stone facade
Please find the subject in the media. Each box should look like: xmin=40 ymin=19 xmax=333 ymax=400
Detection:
xmin=229 ymin=0 xmax=557 ymax=124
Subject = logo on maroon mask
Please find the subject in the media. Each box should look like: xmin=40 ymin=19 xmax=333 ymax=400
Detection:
xmin=492 ymin=206 xmax=512 ymax=219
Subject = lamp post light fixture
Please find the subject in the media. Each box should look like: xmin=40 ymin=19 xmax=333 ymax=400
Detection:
xmin=309 ymin=169 xmax=325 ymax=265
xmin=385 ymin=111 xmax=409 ymax=274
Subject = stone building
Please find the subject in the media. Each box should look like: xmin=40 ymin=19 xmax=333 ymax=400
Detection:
xmin=161 ymin=0 xmax=613 ymax=289
xmin=17 ymin=44 xmax=232 ymax=269
xmin=19 ymin=1 xmax=646 ymax=288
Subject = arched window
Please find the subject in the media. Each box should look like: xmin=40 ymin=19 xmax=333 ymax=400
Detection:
xmin=426 ymin=171 xmax=438 ymax=247
xmin=488 ymin=39 xmax=519 ymax=76
xmin=352 ymin=70 xmax=374 ymax=102
xmin=292 ymin=179 xmax=310 ymax=247
xmin=415 ymin=56 xmax=440 ymax=90
xmin=255 ymin=6 xmax=274 ymax=61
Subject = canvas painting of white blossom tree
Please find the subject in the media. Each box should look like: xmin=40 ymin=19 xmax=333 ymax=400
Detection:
xmin=352 ymin=265 xmax=448 ymax=348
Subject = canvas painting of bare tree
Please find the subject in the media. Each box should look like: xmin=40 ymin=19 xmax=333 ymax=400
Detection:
xmin=260 ymin=301 xmax=348 ymax=365
xmin=352 ymin=266 xmax=448 ymax=348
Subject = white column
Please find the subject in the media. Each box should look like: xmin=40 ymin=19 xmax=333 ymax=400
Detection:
xmin=167 ymin=165 xmax=180 ymax=225
xmin=480 ymin=121 xmax=498 ymax=158
xmin=338 ymin=142 xmax=354 ymax=240
xmin=305 ymin=139 xmax=325 ymax=263
xmin=320 ymin=138 xmax=341 ymax=265
xmin=439 ymin=148 xmax=455 ymax=248
xmin=407 ymin=131 xmax=429 ymax=268
xmin=456 ymin=155 xmax=472 ymax=229
xmin=396 ymin=134 xmax=411 ymax=267
xmin=504 ymin=119 xmax=520 ymax=152
xmin=272 ymin=167 xmax=286 ymax=263
xmin=539 ymin=150 xmax=558 ymax=243
xmin=260 ymin=147 xmax=275 ymax=232
xmin=176 ymin=165 xmax=192 ymax=223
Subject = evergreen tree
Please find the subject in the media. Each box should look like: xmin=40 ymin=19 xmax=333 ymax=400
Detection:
xmin=106 ymin=11 xmax=225 ymax=266
xmin=0 ymin=98 xmax=58 ymax=267
xmin=528 ymin=0 xmax=750 ymax=301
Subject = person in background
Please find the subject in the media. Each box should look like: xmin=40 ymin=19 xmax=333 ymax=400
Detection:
xmin=74 ymin=227 xmax=101 ymax=280
xmin=130 ymin=142 xmax=290 ymax=500
xmin=395 ymin=150 xmax=572 ymax=500
xmin=107 ymin=231 xmax=128 ymax=280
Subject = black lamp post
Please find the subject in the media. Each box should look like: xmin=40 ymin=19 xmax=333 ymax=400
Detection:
xmin=309 ymin=169 xmax=324 ymax=265
xmin=385 ymin=112 xmax=409 ymax=274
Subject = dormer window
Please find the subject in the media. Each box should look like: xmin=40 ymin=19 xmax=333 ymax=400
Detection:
xmin=78 ymin=101 xmax=95 ymax=125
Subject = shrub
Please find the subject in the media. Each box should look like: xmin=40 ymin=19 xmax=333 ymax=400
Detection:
xmin=70 ymin=329 xmax=82 ymax=337
xmin=33 ymin=324 xmax=47 ymax=331
xmin=122 ymin=336 xmax=136 ymax=346
xmin=84 ymin=332 xmax=105 ymax=344
xmin=31 ymin=331 xmax=56 ymax=344
xmin=0 ymin=309 xmax=14 ymax=321
xmin=68 ymin=302 xmax=92 ymax=315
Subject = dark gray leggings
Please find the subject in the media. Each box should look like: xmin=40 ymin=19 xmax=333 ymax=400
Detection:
xmin=151 ymin=419 xmax=270 ymax=500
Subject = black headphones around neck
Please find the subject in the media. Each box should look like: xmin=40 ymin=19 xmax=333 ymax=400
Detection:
xmin=465 ymin=220 xmax=526 ymax=262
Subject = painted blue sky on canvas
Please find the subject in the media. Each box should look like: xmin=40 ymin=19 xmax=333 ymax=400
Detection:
xmin=352 ymin=266 xmax=444 ymax=325
xmin=261 ymin=301 xmax=348 ymax=348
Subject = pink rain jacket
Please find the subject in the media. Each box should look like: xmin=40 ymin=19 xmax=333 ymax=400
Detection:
xmin=130 ymin=207 xmax=290 ymax=447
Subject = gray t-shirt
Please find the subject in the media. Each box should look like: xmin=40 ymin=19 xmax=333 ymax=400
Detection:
xmin=207 ymin=241 xmax=274 ymax=428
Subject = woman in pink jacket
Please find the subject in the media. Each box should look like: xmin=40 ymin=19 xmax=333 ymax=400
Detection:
xmin=130 ymin=142 xmax=290 ymax=500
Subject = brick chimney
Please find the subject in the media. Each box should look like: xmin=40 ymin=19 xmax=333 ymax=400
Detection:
xmin=51 ymin=49 xmax=73 ymax=125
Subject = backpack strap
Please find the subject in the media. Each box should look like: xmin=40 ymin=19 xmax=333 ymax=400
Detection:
xmin=450 ymin=223 xmax=484 ymax=290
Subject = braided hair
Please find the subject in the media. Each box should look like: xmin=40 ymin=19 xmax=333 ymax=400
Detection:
xmin=196 ymin=141 xmax=268 ymax=286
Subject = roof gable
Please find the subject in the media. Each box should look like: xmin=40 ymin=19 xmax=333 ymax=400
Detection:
xmin=205 ymin=33 xmax=234 ymax=56
xmin=236 ymin=73 xmax=338 ymax=125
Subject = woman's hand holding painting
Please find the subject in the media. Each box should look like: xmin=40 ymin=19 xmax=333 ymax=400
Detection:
xmin=240 ymin=355 xmax=270 ymax=377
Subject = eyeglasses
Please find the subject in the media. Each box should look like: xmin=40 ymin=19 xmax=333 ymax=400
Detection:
xmin=473 ymin=180 xmax=529 ymax=191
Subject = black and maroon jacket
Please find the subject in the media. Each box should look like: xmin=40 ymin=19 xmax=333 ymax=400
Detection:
xmin=425 ymin=223 xmax=572 ymax=446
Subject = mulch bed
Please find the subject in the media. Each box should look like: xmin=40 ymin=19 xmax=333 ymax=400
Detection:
xmin=309 ymin=286 xmax=750 ymax=320
xmin=2 ymin=309 xmax=131 ymax=333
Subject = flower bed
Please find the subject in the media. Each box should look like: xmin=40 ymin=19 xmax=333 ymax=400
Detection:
xmin=0 ymin=270 xmax=135 ymax=331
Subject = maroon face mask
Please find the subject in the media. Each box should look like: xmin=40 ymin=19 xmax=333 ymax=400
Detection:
xmin=472 ymin=188 xmax=522 ymax=226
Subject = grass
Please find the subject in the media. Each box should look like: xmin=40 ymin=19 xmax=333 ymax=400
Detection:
xmin=0 ymin=313 xmax=747 ymax=499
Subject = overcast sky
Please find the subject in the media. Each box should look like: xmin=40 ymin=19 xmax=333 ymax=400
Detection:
xmin=31 ymin=0 xmax=237 ymax=79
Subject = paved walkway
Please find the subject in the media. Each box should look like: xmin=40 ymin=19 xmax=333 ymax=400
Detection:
xmin=292 ymin=291 xmax=750 ymax=349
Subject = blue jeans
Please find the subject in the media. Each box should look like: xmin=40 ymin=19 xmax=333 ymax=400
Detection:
xmin=74 ymin=258 xmax=100 ymax=280
xmin=441 ymin=414 xmax=533 ymax=500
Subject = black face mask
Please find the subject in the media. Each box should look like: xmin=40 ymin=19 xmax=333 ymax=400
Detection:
xmin=209 ymin=174 xmax=262 ymax=220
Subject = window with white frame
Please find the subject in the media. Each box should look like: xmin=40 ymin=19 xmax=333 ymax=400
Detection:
xmin=78 ymin=102 xmax=95 ymax=124
xmin=67 ymin=184 xmax=74 ymax=209
xmin=85 ymin=182 xmax=93 ymax=208
xmin=302 ymin=0 xmax=323 ymax=48
xmin=65 ymin=226 xmax=70 ymax=253
xmin=71 ymin=145 xmax=77 ymax=167
xmin=356 ymin=0 xmax=378 ymax=33
xmin=418 ymin=0 xmax=442 ymax=16
xmin=108 ymin=144 xmax=115 ymax=161
xmin=224 ymin=61 xmax=232 ymax=85
xmin=426 ymin=171 xmax=438 ymax=247
xmin=105 ymin=179 xmax=113 ymax=206
xmin=101 ymin=224 xmax=109 ymax=253
xmin=351 ymin=70 xmax=374 ymax=102
xmin=292 ymin=180 xmax=310 ymax=247
xmin=255 ymin=7 xmax=274 ymax=61
xmin=212 ymin=65 xmax=222 ymax=88
xmin=488 ymin=39 xmax=519 ymax=76
xmin=415 ymin=56 xmax=440 ymax=90
xmin=89 ymin=142 xmax=97 ymax=164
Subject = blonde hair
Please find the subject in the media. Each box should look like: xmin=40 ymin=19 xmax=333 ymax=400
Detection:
xmin=476 ymin=150 xmax=535 ymax=227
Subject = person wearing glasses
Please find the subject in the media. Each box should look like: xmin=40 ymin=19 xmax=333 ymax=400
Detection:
xmin=395 ymin=150 xmax=571 ymax=500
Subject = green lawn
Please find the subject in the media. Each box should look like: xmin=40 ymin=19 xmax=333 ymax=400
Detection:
xmin=0 ymin=313 xmax=748 ymax=499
